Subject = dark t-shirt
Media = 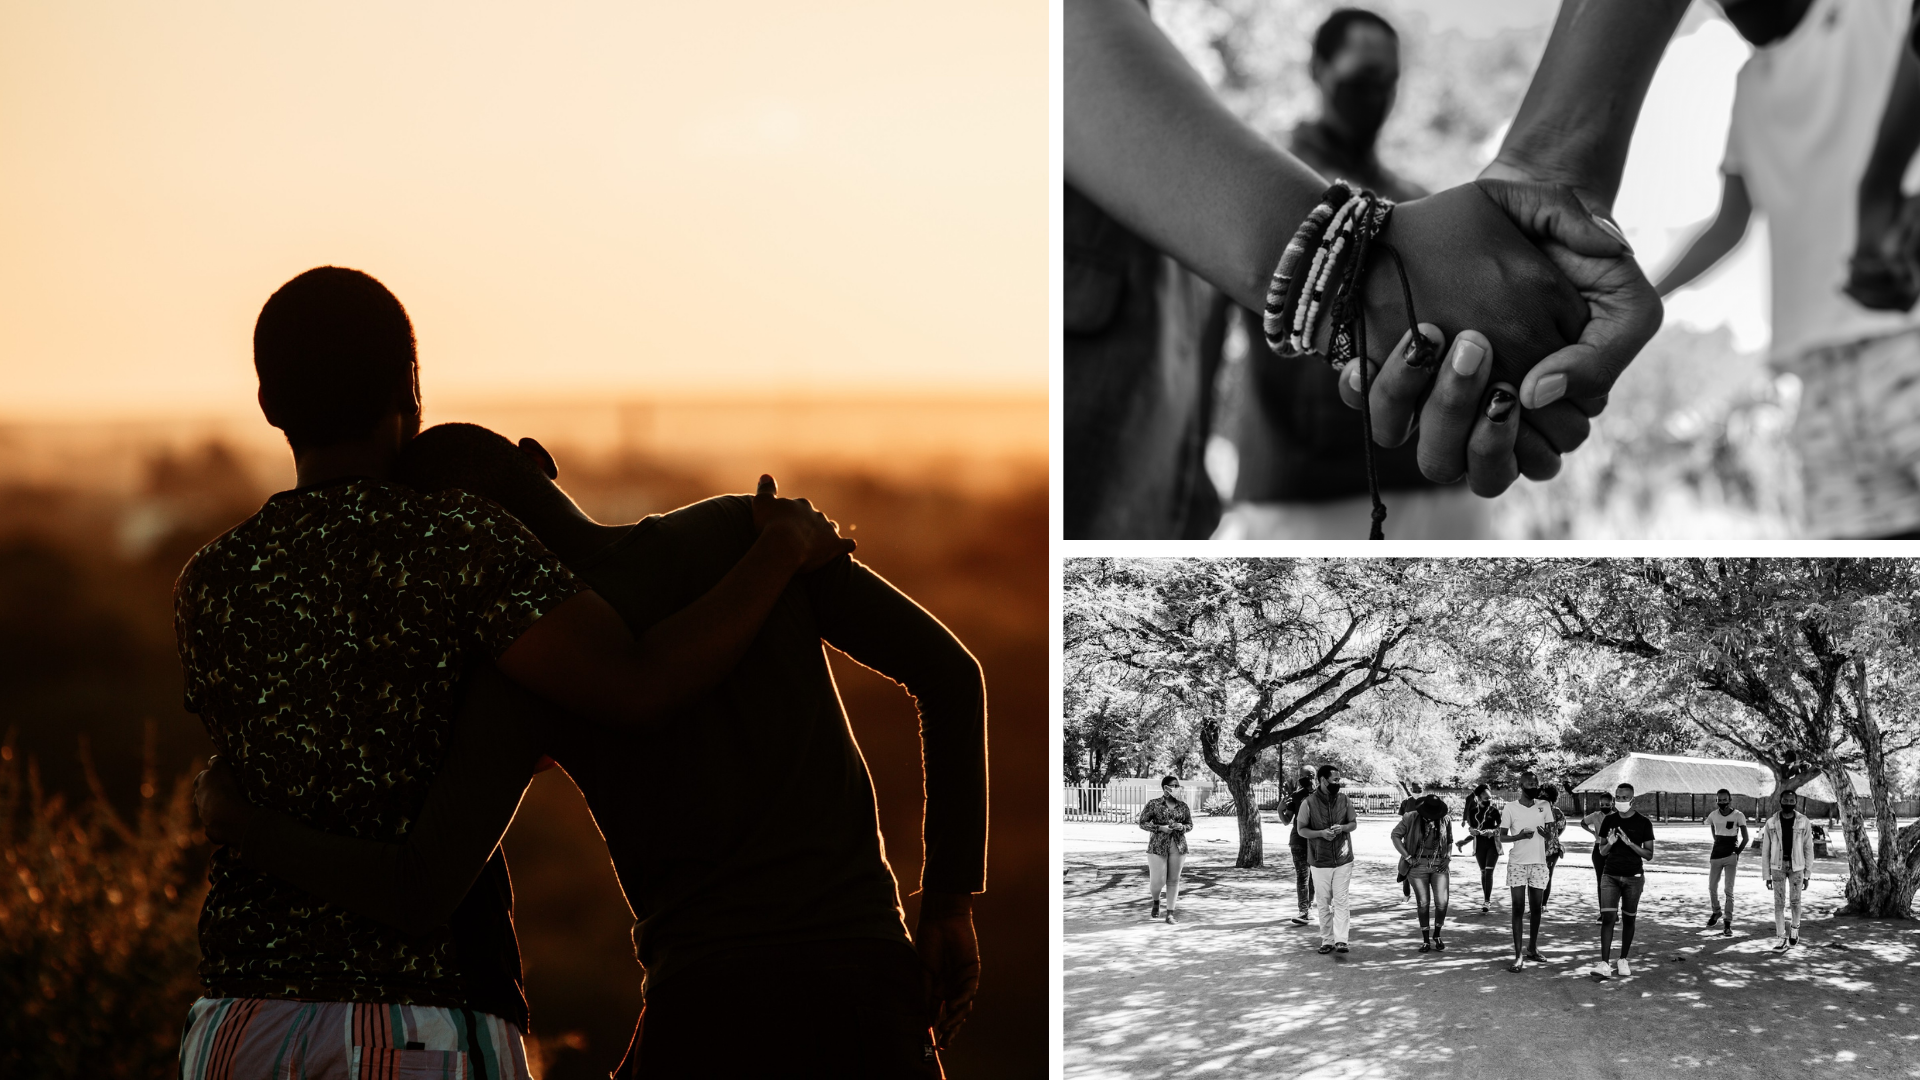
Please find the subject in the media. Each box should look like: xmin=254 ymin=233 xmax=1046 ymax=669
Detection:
xmin=175 ymin=479 xmax=580 ymax=1026
xmin=1599 ymin=811 xmax=1657 ymax=877
xmin=557 ymin=495 xmax=985 ymax=988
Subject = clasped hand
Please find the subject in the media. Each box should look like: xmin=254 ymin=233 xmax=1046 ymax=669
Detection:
xmin=1332 ymin=177 xmax=1661 ymax=497
xmin=750 ymin=474 xmax=855 ymax=570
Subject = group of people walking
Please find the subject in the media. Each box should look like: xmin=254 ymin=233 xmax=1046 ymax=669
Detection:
xmin=1140 ymin=767 xmax=1823 ymax=977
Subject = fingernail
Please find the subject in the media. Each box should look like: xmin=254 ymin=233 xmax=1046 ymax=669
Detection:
xmin=1590 ymin=213 xmax=1633 ymax=254
xmin=1348 ymin=362 xmax=1364 ymax=391
xmin=1486 ymin=387 xmax=1516 ymax=422
xmin=1392 ymin=328 xmax=1413 ymax=356
xmin=1531 ymin=373 xmax=1567 ymax=407
xmin=1449 ymin=338 xmax=1484 ymax=378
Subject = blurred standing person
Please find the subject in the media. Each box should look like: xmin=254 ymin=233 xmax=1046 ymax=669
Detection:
xmin=1705 ymin=788 xmax=1751 ymax=937
xmin=1457 ymin=784 xmax=1503 ymax=914
xmin=1280 ymin=771 xmax=1317 ymax=926
xmin=1296 ymin=765 xmax=1360 ymax=954
xmin=1654 ymin=0 xmax=1920 ymax=538
xmin=1139 ymin=775 xmax=1194 ymax=924
xmin=1390 ymin=794 xmax=1455 ymax=952
xmin=1221 ymin=9 xmax=1492 ymax=541
xmin=1498 ymin=771 xmax=1556 ymax=972
xmin=1761 ymin=787 xmax=1814 ymax=952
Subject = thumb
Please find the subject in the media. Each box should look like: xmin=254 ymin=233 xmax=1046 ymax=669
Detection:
xmin=1474 ymin=178 xmax=1630 ymax=259
xmin=756 ymin=474 xmax=777 ymax=499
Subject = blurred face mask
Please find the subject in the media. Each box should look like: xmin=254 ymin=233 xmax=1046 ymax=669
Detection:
xmin=1614 ymin=799 xmax=1633 ymax=813
xmin=1329 ymin=73 xmax=1394 ymax=144
xmin=1718 ymin=0 xmax=1812 ymax=48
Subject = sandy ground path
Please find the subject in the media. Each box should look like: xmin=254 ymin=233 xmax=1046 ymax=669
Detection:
xmin=1064 ymin=813 xmax=1920 ymax=1079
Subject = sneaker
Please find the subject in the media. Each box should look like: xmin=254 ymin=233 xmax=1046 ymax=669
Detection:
xmin=1617 ymin=958 xmax=1631 ymax=976
xmin=1719 ymin=927 xmax=1733 ymax=938
xmin=1432 ymin=937 xmax=1446 ymax=952
xmin=1165 ymin=912 xmax=1178 ymax=925
xmin=1419 ymin=940 xmax=1432 ymax=953
xmin=1788 ymin=936 xmax=1798 ymax=949
xmin=1334 ymin=942 xmax=1350 ymax=954
xmin=1524 ymin=950 xmax=1547 ymax=963
xmin=1772 ymin=938 xmax=1790 ymax=953
xmin=1289 ymin=916 xmax=1310 ymax=927
xmin=1482 ymin=904 xmax=1491 ymax=915
xmin=1509 ymin=957 xmax=1526 ymax=973
xmin=1318 ymin=943 xmax=1335 ymax=955
xmin=1590 ymin=962 xmax=1612 ymax=979
xmin=1151 ymin=900 xmax=1160 ymax=919
xmin=1706 ymin=912 xmax=1721 ymax=927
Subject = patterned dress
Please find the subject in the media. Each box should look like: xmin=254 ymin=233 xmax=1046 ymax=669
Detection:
xmin=1138 ymin=795 xmax=1193 ymax=857
xmin=175 ymin=478 xmax=580 ymax=1012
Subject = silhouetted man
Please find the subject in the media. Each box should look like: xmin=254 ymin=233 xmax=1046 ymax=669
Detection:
xmin=175 ymin=266 xmax=851 ymax=1078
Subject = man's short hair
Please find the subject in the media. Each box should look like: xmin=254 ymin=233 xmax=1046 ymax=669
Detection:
xmin=398 ymin=423 xmax=563 ymax=521
xmin=1616 ymin=783 xmax=1636 ymax=796
xmin=1161 ymin=774 xmax=1180 ymax=788
xmin=1316 ymin=763 xmax=1341 ymax=781
xmin=1312 ymin=8 xmax=1398 ymax=64
xmin=1717 ymin=788 xmax=1731 ymax=797
xmin=254 ymin=267 xmax=419 ymax=449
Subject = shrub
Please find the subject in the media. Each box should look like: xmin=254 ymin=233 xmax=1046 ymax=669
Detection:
xmin=0 ymin=724 xmax=207 ymax=1078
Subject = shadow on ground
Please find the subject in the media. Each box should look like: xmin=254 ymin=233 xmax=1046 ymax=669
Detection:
xmin=1064 ymin=829 xmax=1920 ymax=1080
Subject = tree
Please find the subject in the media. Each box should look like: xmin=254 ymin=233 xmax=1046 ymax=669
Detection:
xmin=1501 ymin=558 xmax=1920 ymax=917
xmin=1065 ymin=558 xmax=1481 ymax=867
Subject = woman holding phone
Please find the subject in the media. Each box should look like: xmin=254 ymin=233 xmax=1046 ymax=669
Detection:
xmin=1139 ymin=775 xmax=1194 ymax=924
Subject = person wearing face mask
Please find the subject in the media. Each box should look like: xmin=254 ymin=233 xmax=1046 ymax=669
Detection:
xmin=1593 ymin=783 xmax=1657 ymax=978
xmin=1221 ymin=9 xmax=1502 ymax=542
xmin=1390 ymin=793 xmax=1455 ymax=952
xmin=1497 ymin=770 xmax=1557 ymax=972
xmin=1140 ymin=775 xmax=1195 ymax=924
xmin=1760 ymin=787 xmax=1815 ymax=952
xmin=1296 ymin=764 xmax=1360 ymax=954
xmin=1705 ymin=788 xmax=1751 ymax=937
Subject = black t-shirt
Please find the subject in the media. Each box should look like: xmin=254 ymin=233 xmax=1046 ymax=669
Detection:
xmin=1599 ymin=811 xmax=1656 ymax=876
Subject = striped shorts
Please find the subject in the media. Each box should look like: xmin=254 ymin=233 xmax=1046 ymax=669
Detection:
xmin=178 ymin=997 xmax=531 ymax=1080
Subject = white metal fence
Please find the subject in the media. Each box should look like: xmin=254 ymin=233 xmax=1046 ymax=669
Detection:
xmin=1061 ymin=782 xmax=1284 ymax=821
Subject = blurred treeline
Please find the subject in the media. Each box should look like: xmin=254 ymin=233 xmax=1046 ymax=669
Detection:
xmin=0 ymin=436 xmax=1046 ymax=1078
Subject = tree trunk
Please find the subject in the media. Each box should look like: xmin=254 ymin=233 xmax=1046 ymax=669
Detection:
xmin=1834 ymin=660 xmax=1920 ymax=918
xmin=1228 ymin=753 xmax=1263 ymax=869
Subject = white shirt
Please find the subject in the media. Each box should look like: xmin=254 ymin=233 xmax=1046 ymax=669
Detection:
xmin=1499 ymin=798 xmax=1555 ymax=866
xmin=1724 ymin=0 xmax=1920 ymax=360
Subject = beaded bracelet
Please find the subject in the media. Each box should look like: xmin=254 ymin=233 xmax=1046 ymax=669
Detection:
xmin=1261 ymin=182 xmax=1350 ymax=357
xmin=1260 ymin=183 xmax=1436 ymax=539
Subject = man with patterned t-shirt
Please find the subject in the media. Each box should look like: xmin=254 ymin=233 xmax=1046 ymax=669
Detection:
xmin=174 ymin=266 xmax=850 ymax=1079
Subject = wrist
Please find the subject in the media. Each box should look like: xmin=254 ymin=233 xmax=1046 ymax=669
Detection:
xmin=756 ymin=520 xmax=809 ymax=573
xmin=921 ymin=891 xmax=974 ymax=919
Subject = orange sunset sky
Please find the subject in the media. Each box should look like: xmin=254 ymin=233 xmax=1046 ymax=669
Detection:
xmin=0 ymin=2 xmax=1045 ymax=422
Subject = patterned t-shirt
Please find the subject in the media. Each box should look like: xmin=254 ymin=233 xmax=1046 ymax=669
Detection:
xmin=175 ymin=478 xmax=581 ymax=1008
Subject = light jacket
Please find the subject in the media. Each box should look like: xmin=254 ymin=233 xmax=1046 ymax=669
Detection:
xmin=1759 ymin=811 xmax=1815 ymax=881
